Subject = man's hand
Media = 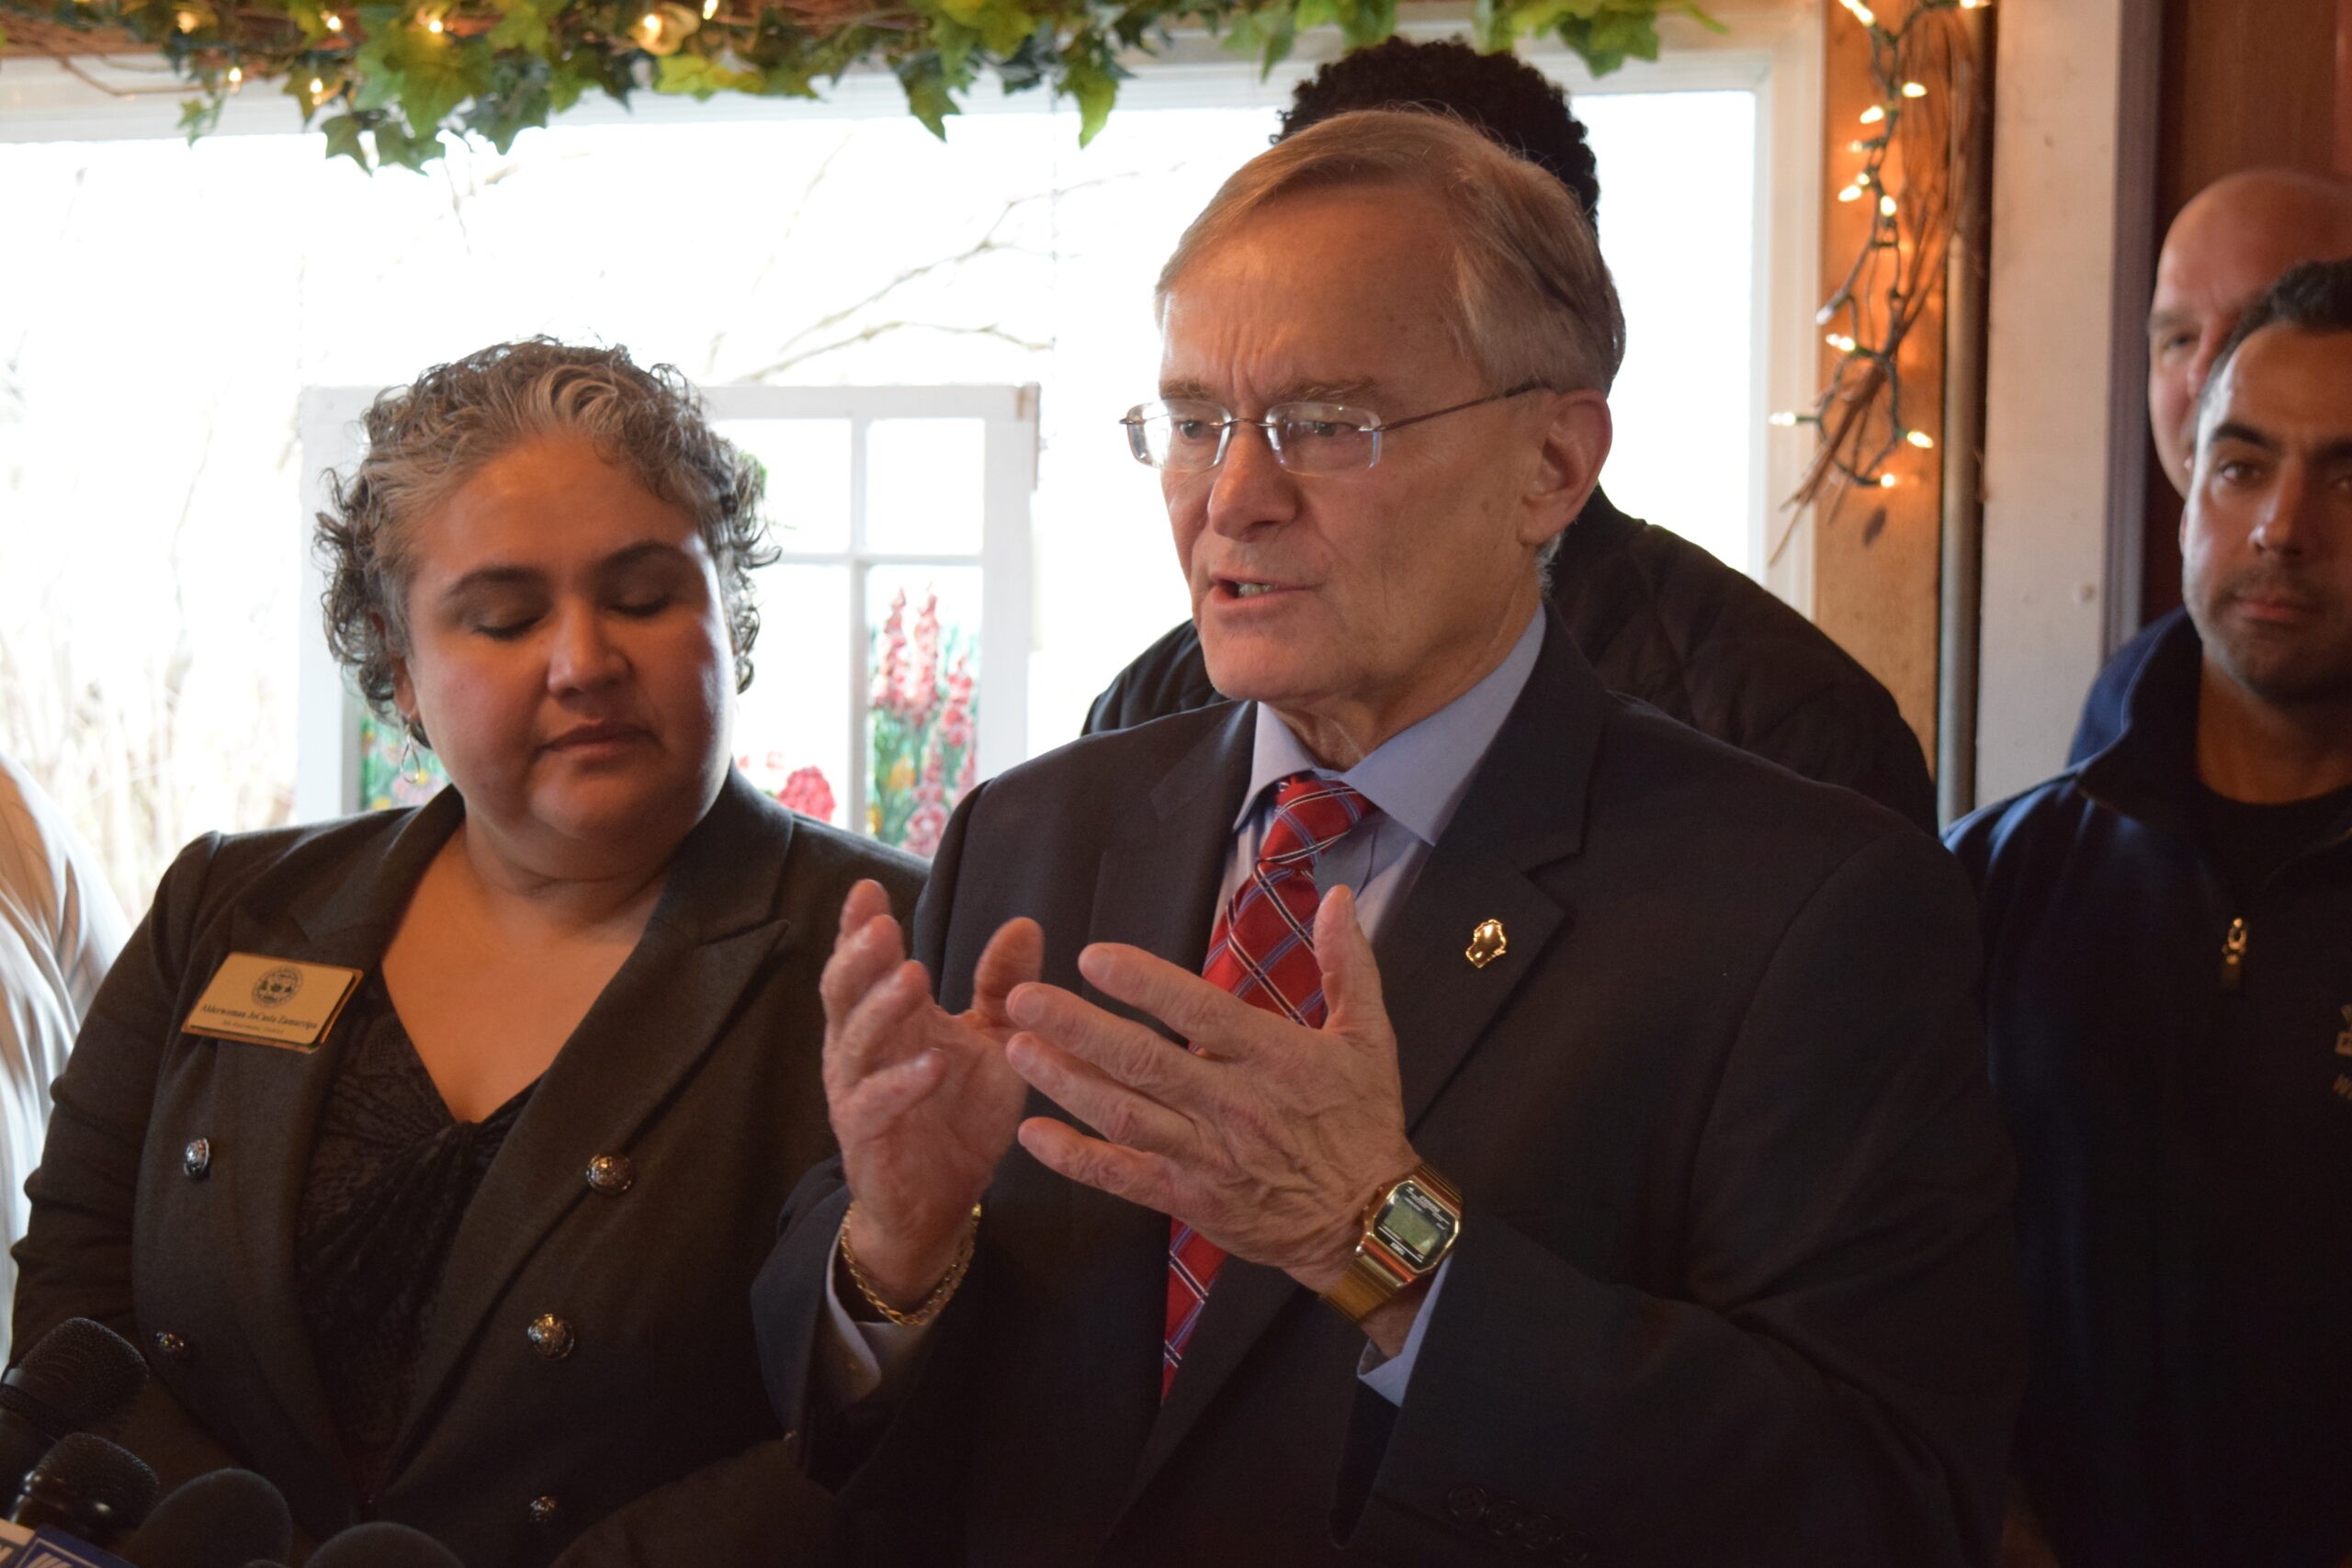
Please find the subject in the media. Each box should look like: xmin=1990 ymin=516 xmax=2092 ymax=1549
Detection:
xmin=1002 ymin=886 xmax=1418 ymax=1299
xmin=820 ymin=879 xmax=1042 ymax=1307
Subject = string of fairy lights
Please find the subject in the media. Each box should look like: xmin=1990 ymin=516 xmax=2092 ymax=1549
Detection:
xmin=1771 ymin=0 xmax=1985 ymax=545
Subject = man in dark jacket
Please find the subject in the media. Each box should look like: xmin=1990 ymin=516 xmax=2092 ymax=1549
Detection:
xmin=1082 ymin=39 xmax=1937 ymax=833
xmin=1948 ymin=260 xmax=2352 ymax=1568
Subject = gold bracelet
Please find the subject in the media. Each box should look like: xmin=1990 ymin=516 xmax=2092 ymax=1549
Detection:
xmin=838 ymin=1201 xmax=981 ymax=1327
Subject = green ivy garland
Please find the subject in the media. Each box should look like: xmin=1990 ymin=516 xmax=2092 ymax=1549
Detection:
xmin=0 ymin=0 xmax=1717 ymax=170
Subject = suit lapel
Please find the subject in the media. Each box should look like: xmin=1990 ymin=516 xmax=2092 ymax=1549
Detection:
xmin=1127 ymin=613 xmax=1603 ymax=1506
xmin=209 ymin=788 xmax=466 ymax=1513
xmin=389 ymin=773 xmax=795 ymax=1471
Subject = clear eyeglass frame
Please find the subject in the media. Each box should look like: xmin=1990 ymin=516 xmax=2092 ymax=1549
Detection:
xmin=1119 ymin=381 xmax=1552 ymax=476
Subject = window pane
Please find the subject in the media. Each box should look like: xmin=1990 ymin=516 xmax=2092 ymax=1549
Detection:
xmin=717 ymin=418 xmax=851 ymax=556
xmin=1572 ymin=89 xmax=1758 ymax=574
xmin=865 ymin=419 xmax=986 ymax=557
xmin=737 ymin=563 xmax=852 ymax=828
xmin=865 ymin=566 xmax=981 ymax=856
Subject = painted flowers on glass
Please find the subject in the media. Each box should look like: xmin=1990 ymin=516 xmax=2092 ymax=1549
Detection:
xmin=869 ymin=586 xmax=976 ymax=858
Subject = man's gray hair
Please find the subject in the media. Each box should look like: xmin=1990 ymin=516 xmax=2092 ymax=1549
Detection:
xmin=1155 ymin=107 xmax=1627 ymax=397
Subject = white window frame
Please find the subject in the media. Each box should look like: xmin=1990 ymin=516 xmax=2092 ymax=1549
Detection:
xmin=293 ymin=383 xmax=1038 ymax=825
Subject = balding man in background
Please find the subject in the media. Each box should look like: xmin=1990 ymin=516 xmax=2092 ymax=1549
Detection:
xmin=2070 ymin=169 xmax=2352 ymax=761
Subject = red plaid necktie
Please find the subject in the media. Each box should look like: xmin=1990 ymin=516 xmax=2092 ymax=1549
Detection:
xmin=1162 ymin=773 xmax=1376 ymax=1396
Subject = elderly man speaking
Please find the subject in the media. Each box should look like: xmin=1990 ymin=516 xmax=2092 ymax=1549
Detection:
xmin=753 ymin=111 xmax=2022 ymax=1567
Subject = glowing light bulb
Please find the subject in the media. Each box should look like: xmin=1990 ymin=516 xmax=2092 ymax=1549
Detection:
xmin=1826 ymin=333 xmax=1858 ymax=354
xmin=702 ymin=0 xmax=718 ymax=17
xmin=640 ymin=10 xmax=661 ymax=35
xmin=309 ymin=75 xmax=325 ymax=95
xmin=1906 ymin=430 xmax=1936 ymax=450
xmin=226 ymin=63 xmax=243 ymax=85
xmin=1840 ymin=0 xmax=1876 ymax=23
xmin=1878 ymin=473 xmax=1900 ymax=489
xmin=1769 ymin=412 xmax=1801 ymax=427
xmin=324 ymin=9 xmax=343 ymax=27
xmin=1901 ymin=81 xmax=1928 ymax=97
xmin=424 ymin=13 xmax=444 ymax=31
xmin=1838 ymin=186 xmax=1863 ymax=203
xmin=1880 ymin=194 xmax=1898 ymax=217
xmin=174 ymin=8 xmax=198 ymax=29
xmin=1859 ymin=105 xmax=1886 ymax=125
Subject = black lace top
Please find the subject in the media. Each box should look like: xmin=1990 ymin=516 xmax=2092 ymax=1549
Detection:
xmin=294 ymin=976 xmax=534 ymax=1496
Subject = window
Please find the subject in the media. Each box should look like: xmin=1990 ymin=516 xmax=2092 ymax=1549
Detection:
xmin=2 ymin=16 xmax=1808 ymax=909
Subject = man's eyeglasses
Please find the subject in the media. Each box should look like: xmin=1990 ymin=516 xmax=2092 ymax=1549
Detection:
xmin=1119 ymin=382 xmax=1552 ymax=476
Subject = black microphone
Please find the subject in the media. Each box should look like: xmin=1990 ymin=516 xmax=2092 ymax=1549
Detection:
xmin=0 ymin=1318 xmax=150 ymax=1504
xmin=118 ymin=1469 xmax=293 ymax=1568
xmin=10 ymin=1430 xmax=160 ymax=1547
xmin=306 ymin=1522 xmax=465 ymax=1567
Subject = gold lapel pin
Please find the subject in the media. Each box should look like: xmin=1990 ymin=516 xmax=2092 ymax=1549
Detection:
xmin=1465 ymin=918 xmax=1508 ymax=969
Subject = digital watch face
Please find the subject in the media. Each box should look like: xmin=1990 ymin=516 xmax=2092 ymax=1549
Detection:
xmin=1376 ymin=1180 xmax=1459 ymax=1270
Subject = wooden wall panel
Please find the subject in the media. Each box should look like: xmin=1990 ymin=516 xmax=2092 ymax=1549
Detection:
xmin=1809 ymin=0 xmax=1949 ymax=763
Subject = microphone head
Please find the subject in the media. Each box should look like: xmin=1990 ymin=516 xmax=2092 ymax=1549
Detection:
xmin=15 ymin=1430 xmax=160 ymax=1544
xmin=306 ymin=1522 xmax=465 ymax=1568
xmin=119 ymin=1469 xmax=293 ymax=1568
xmin=1 ymin=1318 xmax=150 ymax=1440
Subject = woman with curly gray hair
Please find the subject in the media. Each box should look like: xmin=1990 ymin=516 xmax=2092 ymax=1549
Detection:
xmin=17 ymin=339 xmax=922 ymax=1567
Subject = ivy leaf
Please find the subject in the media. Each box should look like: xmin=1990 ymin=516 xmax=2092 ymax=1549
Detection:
xmin=759 ymin=63 xmax=819 ymax=98
xmin=1061 ymin=51 xmax=1118 ymax=146
xmin=1469 ymin=0 xmax=1510 ymax=51
xmin=320 ymin=110 xmax=371 ymax=169
xmin=287 ymin=0 xmax=332 ymax=43
xmin=897 ymin=56 xmax=956 ymax=139
xmin=176 ymin=95 xmax=223 ymax=142
xmin=371 ymin=115 xmax=444 ymax=169
xmin=654 ymin=51 xmax=757 ymax=97
xmin=1341 ymin=0 xmax=1396 ymax=48
xmin=392 ymin=32 xmax=494 ymax=135
xmin=1680 ymin=0 xmax=1728 ymax=32
xmin=465 ymin=62 xmax=552 ymax=147
xmin=487 ymin=0 xmax=555 ymax=54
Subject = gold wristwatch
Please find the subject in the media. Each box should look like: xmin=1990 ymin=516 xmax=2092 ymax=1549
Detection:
xmin=1320 ymin=1162 xmax=1464 ymax=1324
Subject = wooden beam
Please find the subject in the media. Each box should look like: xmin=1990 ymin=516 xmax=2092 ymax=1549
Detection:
xmin=1809 ymin=0 xmax=1948 ymax=768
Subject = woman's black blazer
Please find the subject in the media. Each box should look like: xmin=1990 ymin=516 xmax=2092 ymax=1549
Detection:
xmin=11 ymin=770 xmax=922 ymax=1566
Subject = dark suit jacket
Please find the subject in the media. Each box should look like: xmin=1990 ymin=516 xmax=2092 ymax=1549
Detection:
xmin=1083 ymin=490 xmax=1940 ymax=832
xmin=754 ymin=612 xmax=2023 ymax=1568
xmin=13 ymin=771 xmax=921 ymax=1567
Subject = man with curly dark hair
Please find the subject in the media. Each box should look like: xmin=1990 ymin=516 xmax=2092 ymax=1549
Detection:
xmin=1085 ymin=38 xmax=1939 ymax=833
xmin=1279 ymin=37 xmax=1602 ymax=231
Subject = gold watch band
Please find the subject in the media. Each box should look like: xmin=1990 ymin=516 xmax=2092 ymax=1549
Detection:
xmin=1319 ymin=1162 xmax=1463 ymax=1325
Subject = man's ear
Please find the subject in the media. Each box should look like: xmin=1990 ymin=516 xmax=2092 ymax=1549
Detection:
xmin=1522 ymin=389 xmax=1612 ymax=552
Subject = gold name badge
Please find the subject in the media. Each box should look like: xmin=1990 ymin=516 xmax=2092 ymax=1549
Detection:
xmin=183 ymin=953 xmax=365 ymax=1050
